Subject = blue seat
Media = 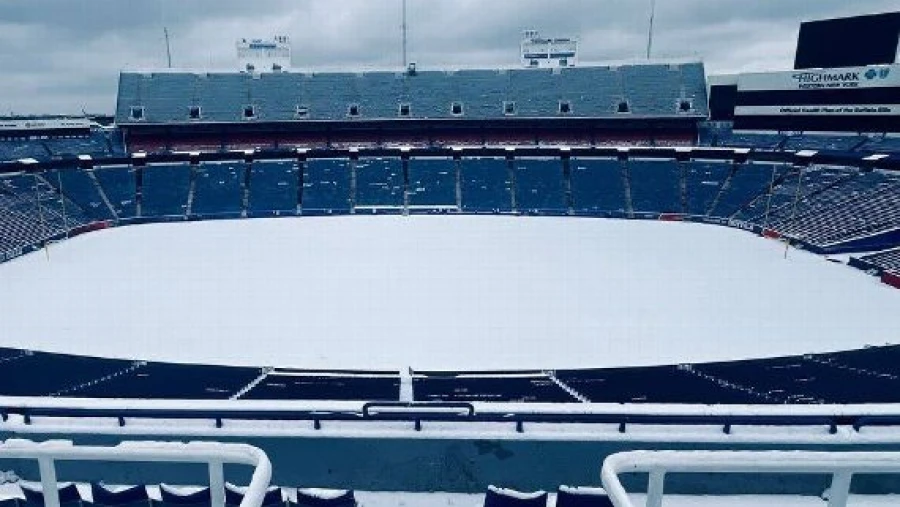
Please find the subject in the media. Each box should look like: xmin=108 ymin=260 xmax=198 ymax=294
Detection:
xmin=555 ymin=487 xmax=613 ymax=507
xmin=159 ymin=485 xmax=209 ymax=507
xmin=224 ymin=484 xmax=283 ymax=507
xmin=292 ymin=489 xmax=355 ymax=507
xmin=89 ymin=484 xmax=151 ymax=507
xmin=20 ymin=483 xmax=83 ymax=507
xmin=483 ymin=486 xmax=547 ymax=507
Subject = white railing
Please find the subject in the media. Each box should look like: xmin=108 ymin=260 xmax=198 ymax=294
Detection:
xmin=0 ymin=439 xmax=272 ymax=507
xmin=600 ymin=450 xmax=900 ymax=507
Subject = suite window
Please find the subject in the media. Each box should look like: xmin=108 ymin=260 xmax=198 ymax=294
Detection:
xmin=348 ymin=104 xmax=360 ymax=117
xmin=296 ymin=105 xmax=309 ymax=118
xmin=616 ymin=101 xmax=631 ymax=114
xmin=398 ymin=103 xmax=411 ymax=117
xmin=188 ymin=106 xmax=201 ymax=120
xmin=243 ymin=105 xmax=256 ymax=119
xmin=678 ymin=99 xmax=693 ymax=113
xmin=451 ymin=102 xmax=464 ymax=116
xmin=503 ymin=101 xmax=516 ymax=116
xmin=129 ymin=106 xmax=144 ymax=121
xmin=558 ymin=101 xmax=572 ymax=114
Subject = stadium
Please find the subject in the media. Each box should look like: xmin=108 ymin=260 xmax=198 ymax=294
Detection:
xmin=1 ymin=6 xmax=900 ymax=507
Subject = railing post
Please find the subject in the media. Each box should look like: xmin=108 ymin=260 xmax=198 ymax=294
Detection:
xmin=646 ymin=469 xmax=665 ymax=507
xmin=827 ymin=471 xmax=853 ymax=507
xmin=209 ymin=459 xmax=226 ymax=507
xmin=38 ymin=457 xmax=61 ymax=507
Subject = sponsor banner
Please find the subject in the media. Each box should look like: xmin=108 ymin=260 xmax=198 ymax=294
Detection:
xmin=735 ymin=104 xmax=899 ymax=116
xmin=739 ymin=64 xmax=899 ymax=92
xmin=0 ymin=118 xmax=91 ymax=131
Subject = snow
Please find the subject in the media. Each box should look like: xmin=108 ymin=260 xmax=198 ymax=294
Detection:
xmin=0 ymin=216 xmax=897 ymax=370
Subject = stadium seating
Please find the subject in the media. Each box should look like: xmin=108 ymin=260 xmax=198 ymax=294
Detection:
xmin=555 ymin=366 xmax=763 ymax=404
xmin=248 ymin=160 xmax=299 ymax=216
xmin=116 ymin=64 xmax=710 ymax=124
xmin=708 ymin=163 xmax=783 ymax=219
xmin=769 ymin=171 xmax=900 ymax=249
xmin=682 ymin=161 xmax=729 ymax=216
xmin=856 ymin=248 xmax=900 ymax=274
xmin=191 ymin=162 xmax=246 ymax=218
xmin=0 ymin=173 xmax=92 ymax=259
xmin=413 ymin=373 xmax=577 ymax=403
xmin=302 ymin=159 xmax=352 ymax=213
xmin=626 ymin=159 xmax=681 ymax=214
xmin=460 ymin=158 xmax=513 ymax=213
xmin=46 ymin=167 xmax=116 ymax=221
xmin=242 ymin=371 xmax=400 ymax=401
xmin=0 ymin=351 xmax=133 ymax=397
xmin=2 ymin=345 xmax=900 ymax=403
xmin=513 ymin=158 xmax=566 ymax=214
xmin=569 ymin=158 xmax=627 ymax=216
xmin=140 ymin=163 xmax=191 ymax=218
xmin=354 ymin=158 xmax=404 ymax=210
xmin=406 ymin=158 xmax=457 ymax=210
xmin=73 ymin=362 xmax=261 ymax=400
xmin=93 ymin=165 xmax=138 ymax=219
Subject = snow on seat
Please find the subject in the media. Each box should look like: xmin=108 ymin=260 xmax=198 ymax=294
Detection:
xmin=483 ymin=486 xmax=547 ymax=507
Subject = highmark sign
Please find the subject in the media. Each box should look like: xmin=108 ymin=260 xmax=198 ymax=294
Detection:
xmin=739 ymin=64 xmax=898 ymax=92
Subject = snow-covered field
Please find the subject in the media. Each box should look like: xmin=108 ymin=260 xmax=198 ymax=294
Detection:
xmin=0 ymin=216 xmax=896 ymax=370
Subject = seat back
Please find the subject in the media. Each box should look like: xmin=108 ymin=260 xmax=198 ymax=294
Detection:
xmin=483 ymin=486 xmax=547 ymax=507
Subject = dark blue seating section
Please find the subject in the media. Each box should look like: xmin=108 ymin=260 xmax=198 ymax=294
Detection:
xmin=226 ymin=484 xmax=284 ymax=507
xmin=46 ymin=167 xmax=115 ymax=221
xmin=249 ymin=160 xmax=299 ymax=216
xmin=627 ymin=160 xmax=681 ymax=214
xmin=302 ymin=159 xmax=352 ymax=213
xmin=569 ymin=158 xmax=626 ymax=215
xmin=1 ymin=173 xmax=92 ymax=260
xmin=2 ymin=156 xmax=898 ymax=260
xmin=74 ymin=363 xmax=260 ymax=400
xmin=460 ymin=158 xmax=512 ymax=212
xmin=769 ymin=171 xmax=900 ymax=248
xmin=407 ymin=158 xmax=457 ymax=209
xmin=0 ymin=350 xmax=132 ymax=397
xmin=413 ymin=373 xmax=577 ymax=403
xmin=709 ymin=163 xmax=784 ymax=219
xmin=93 ymin=165 xmax=138 ymax=218
xmin=354 ymin=158 xmax=404 ymax=209
xmin=857 ymin=248 xmax=900 ymax=274
xmin=556 ymin=366 xmax=762 ymax=404
xmin=4 ymin=345 xmax=900 ymax=403
xmin=140 ymin=163 xmax=191 ymax=217
xmin=192 ymin=162 xmax=245 ymax=217
xmin=695 ymin=356 xmax=900 ymax=404
xmin=514 ymin=158 xmax=566 ymax=213
xmin=683 ymin=162 xmax=729 ymax=216
xmin=243 ymin=371 xmax=400 ymax=401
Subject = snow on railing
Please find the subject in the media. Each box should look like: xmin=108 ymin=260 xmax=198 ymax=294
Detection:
xmin=0 ymin=439 xmax=272 ymax=507
xmin=600 ymin=450 xmax=900 ymax=507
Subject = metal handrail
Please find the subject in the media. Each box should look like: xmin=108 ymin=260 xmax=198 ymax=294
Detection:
xmin=0 ymin=439 xmax=271 ymax=507
xmin=0 ymin=403 xmax=883 ymax=432
xmin=600 ymin=450 xmax=900 ymax=507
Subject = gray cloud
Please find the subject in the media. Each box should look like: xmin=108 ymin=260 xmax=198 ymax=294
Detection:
xmin=0 ymin=0 xmax=895 ymax=114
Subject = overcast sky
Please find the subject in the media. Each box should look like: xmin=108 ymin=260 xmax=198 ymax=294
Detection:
xmin=0 ymin=0 xmax=896 ymax=115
